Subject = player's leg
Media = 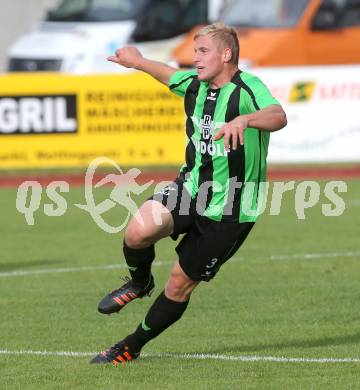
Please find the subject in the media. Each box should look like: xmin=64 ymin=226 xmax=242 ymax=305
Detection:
xmin=116 ymin=261 xmax=199 ymax=355
xmin=112 ymin=220 xmax=255 ymax=359
xmin=121 ymin=198 xmax=174 ymax=286
xmin=91 ymin=219 xmax=255 ymax=364
xmin=97 ymin=199 xmax=174 ymax=314
xmin=98 ymin=178 xmax=194 ymax=315
xmin=91 ymin=260 xmax=199 ymax=364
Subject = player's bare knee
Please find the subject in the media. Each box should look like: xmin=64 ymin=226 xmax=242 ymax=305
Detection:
xmin=165 ymin=279 xmax=187 ymax=301
xmin=124 ymin=224 xmax=152 ymax=249
xmin=165 ymin=273 xmax=197 ymax=301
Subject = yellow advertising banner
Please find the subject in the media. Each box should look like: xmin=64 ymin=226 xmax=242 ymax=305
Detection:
xmin=0 ymin=72 xmax=185 ymax=168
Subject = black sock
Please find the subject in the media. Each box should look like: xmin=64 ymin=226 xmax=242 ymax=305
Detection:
xmin=123 ymin=242 xmax=155 ymax=287
xmin=124 ymin=291 xmax=189 ymax=353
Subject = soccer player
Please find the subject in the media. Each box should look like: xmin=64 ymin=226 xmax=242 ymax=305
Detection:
xmin=90 ymin=23 xmax=287 ymax=365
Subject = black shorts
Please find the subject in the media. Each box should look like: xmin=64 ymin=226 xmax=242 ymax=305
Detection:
xmin=150 ymin=177 xmax=254 ymax=282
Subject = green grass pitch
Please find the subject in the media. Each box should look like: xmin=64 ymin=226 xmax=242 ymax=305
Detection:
xmin=0 ymin=178 xmax=359 ymax=389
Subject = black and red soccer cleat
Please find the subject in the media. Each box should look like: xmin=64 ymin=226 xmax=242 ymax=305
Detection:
xmin=90 ymin=340 xmax=139 ymax=365
xmin=98 ymin=275 xmax=155 ymax=315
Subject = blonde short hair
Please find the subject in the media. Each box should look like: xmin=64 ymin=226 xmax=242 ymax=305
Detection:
xmin=194 ymin=23 xmax=239 ymax=65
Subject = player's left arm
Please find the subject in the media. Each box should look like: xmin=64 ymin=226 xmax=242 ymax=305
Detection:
xmin=213 ymin=105 xmax=287 ymax=150
xmin=213 ymin=76 xmax=287 ymax=150
xmin=213 ymin=104 xmax=287 ymax=150
xmin=242 ymin=104 xmax=287 ymax=132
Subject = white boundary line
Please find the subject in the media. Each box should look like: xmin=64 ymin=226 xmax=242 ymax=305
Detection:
xmin=0 ymin=349 xmax=359 ymax=364
xmin=267 ymin=251 xmax=360 ymax=261
xmin=1 ymin=251 xmax=359 ymax=278
xmin=0 ymin=261 xmax=170 ymax=278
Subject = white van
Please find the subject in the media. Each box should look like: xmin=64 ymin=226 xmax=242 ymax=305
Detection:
xmin=7 ymin=0 xmax=227 ymax=74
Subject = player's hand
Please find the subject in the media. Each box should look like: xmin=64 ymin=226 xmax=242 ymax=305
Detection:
xmin=107 ymin=46 xmax=143 ymax=69
xmin=213 ymin=116 xmax=249 ymax=150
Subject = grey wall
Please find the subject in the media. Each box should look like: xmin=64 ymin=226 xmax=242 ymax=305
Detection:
xmin=0 ymin=0 xmax=59 ymax=72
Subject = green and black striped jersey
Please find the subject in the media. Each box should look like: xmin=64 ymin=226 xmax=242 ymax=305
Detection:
xmin=168 ymin=69 xmax=280 ymax=223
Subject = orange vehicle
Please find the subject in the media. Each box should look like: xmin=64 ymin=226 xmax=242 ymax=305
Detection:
xmin=172 ymin=0 xmax=360 ymax=67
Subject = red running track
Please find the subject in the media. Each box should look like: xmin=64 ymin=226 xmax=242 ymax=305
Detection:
xmin=0 ymin=166 xmax=359 ymax=188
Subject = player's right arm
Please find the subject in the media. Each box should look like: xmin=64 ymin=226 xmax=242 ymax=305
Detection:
xmin=107 ymin=46 xmax=177 ymax=86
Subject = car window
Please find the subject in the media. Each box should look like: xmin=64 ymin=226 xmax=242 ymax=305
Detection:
xmin=221 ymin=0 xmax=310 ymax=28
xmin=132 ymin=0 xmax=207 ymax=41
xmin=312 ymin=0 xmax=360 ymax=29
xmin=47 ymin=0 xmax=148 ymax=22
